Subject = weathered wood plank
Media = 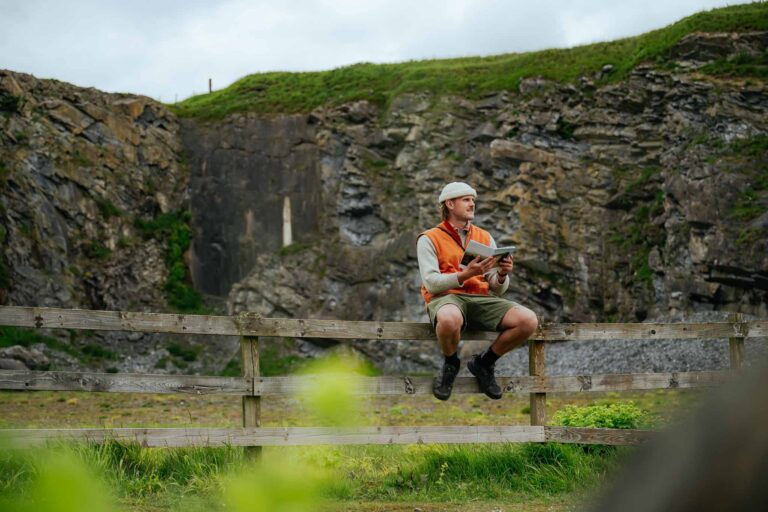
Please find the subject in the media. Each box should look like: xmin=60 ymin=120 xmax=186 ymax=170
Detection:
xmin=255 ymin=371 xmax=729 ymax=395
xmin=0 ymin=370 xmax=729 ymax=395
xmin=0 ymin=426 xmax=546 ymax=447
xmin=529 ymin=340 xmax=547 ymax=426
xmin=0 ymin=306 xmax=240 ymax=335
xmin=0 ymin=370 xmax=249 ymax=394
xmin=2 ymin=306 xmax=766 ymax=341
xmin=728 ymin=313 xmax=746 ymax=370
xmin=544 ymin=426 xmax=653 ymax=445
xmin=240 ymin=336 xmax=261 ymax=458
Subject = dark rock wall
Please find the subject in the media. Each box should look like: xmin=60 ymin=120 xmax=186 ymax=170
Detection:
xmin=0 ymin=70 xmax=184 ymax=311
xmin=181 ymin=115 xmax=321 ymax=295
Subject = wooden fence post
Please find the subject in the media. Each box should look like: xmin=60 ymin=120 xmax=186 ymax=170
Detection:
xmin=529 ymin=339 xmax=547 ymax=427
xmin=728 ymin=312 xmax=745 ymax=370
xmin=240 ymin=335 xmax=261 ymax=458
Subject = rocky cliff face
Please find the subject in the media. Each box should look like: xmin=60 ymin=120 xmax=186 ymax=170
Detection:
xmin=0 ymin=70 xmax=234 ymax=373
xmin=181 ymin=32 xmax=768 ymax=371
xmin=1 ymin=31 xmax=766 ymax=374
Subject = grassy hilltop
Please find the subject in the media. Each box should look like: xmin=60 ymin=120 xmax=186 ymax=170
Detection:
xmin=172 ymin=2 xmax=768 ymax=120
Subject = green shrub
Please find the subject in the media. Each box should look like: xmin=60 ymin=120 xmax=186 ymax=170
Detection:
xmin=551 ymin=402 xmax=650 ymax=430
xmin=0 ymin=259 xmax=10 ymax=290
xmin=135 ymin=211 xmax=204 ymax=312
xmin=0 ymin=92 xmax=20 ymax=114
xmin=81 ymin=344 xmax=118 ymax=361
xmin=82 ymin=242 xmax=111 ymax=260
xmin=167 ymin=342 xmax=199 ymax=362
xmin=94 ymin=198 xmax=122 ymax=218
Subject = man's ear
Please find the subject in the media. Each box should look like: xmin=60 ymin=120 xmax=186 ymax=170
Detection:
xmin=445 ymin=199 xmax=454 ymax=211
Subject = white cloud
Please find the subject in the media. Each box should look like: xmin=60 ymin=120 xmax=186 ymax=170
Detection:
xmin=0 ymin=0 xmax=743 ymax=101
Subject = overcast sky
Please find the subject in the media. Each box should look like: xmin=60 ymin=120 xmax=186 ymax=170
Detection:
xmin=0 ymin=0 xmax=745 ymax=102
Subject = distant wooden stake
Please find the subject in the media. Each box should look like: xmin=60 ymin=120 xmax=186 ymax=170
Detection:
xmin=208 ymin=78 xmax=212 ymax=94
xmin=728 ymin=313 xmax=745 ymax=370
xmin=241 ymin=335 xmax=261 ymax=459
xmin=529 ymin=339 xmax=547 ymax=427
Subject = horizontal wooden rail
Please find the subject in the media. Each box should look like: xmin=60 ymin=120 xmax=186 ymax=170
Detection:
xmin=0 ymin=425 xmax=653 ymax=447
xmin=1 ymin=306 xmax=765 ymax=341
xmin=0 ymin=370 xmax=249 ymax=395
xmin=0 ymin=369 xmax=730 ymax=395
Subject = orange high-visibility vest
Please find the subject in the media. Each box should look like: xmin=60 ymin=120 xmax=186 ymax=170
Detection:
xmin=419 ymin=221 xmax=492 ymax=304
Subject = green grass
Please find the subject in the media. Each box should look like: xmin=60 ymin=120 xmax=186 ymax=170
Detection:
xmin=0 ymin=326 xmax=76 ymax=360
xmin=722 ymin=134 xmax=768 ymax=222
xmin=171 ymin=2 xmax=768 ymax=119
xmin=95 ymin=198 xmax=123 ymax=219
xmin=701 ymin=51 xmax=768 ymax=78
xmin=0 ymin=326 xmax=123 ymax=366
xmin=0 ymin=440 xmax=627 ymax=509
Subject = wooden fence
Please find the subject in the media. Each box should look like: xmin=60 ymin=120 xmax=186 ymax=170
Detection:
xmin=0 ymin=306 xmax=765 ymax=449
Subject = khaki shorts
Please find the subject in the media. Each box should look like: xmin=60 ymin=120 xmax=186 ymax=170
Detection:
xmin=427 ymin=293 xmax=522 ymax=332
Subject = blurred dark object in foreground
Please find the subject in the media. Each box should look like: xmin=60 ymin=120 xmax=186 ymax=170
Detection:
xmin=586 ymin=357 xmax=768 ymax=512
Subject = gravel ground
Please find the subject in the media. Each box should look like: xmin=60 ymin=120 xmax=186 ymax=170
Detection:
xmin=477 ymin=311 xmax=768 ymax=377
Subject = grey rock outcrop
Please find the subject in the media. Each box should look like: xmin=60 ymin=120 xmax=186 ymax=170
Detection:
xmin=0 ymin=345 xmax=49 ymax=370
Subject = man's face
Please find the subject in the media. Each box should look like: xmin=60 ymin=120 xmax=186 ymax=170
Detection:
xmin=446 ymin=195 xmax=475 ymax=222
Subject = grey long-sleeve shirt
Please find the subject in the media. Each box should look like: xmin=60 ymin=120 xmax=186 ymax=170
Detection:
xmin=417 ymin=230 xmax=510 ymax=296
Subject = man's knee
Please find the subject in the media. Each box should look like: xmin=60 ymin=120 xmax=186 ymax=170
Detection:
xmin=519 ymin=310 xmax=539 ymax=337
xmin=436 ymin=305 xmax=463 ymax=333
xmin=502 ymin=307 xmax=538 ymax=336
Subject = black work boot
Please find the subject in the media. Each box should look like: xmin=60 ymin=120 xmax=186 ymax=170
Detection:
xmin=432 ymin=362 xmax=460 ymax=401
xmin=468 ymin=354 xmax=503 ymax=400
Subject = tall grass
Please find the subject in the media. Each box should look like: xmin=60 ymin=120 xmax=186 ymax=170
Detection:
xmin=172 ymin=2 xmax=768 ymax=119
xmin=0 ymin=441 xmax=628 ymax=509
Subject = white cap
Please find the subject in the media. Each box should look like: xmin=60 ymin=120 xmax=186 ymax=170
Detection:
xmin=438 ymin=182 xmax=477 ymax=203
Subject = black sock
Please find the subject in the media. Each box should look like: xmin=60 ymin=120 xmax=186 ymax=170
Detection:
xmin=444 ymin=352 xmax=460 ymax=368
xmin=479 ymin=346 xmax=501 ymax=368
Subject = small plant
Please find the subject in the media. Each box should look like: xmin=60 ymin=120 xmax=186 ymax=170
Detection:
xmin=0 ymin=161 xmax=9 ymax=182
xmin=220 ymin=357 xmax=241 ymax=376
xmin=551 ymin=401 xmax=650 ymax=429
xmin=556 ymin=117 xmax=577 ymax=140
xmin=70 ymin=150 xmax=93 ymax=167
xmin=0 ymin=92 xmax=21 ymax=114
xmin=81 ymin=344 xmax=118 ymax=361
xmin=278 ymin=241 xmax=314 ymax=257
xmin=82 ymin=242 xmax=111 ymax=260
xmin=167 ymin=342 xmax=199 ymax=362
xmin=94 ymin=198 xmax=122 ymax=219
xmin=116 ymin=236 xmax=137 ymax=248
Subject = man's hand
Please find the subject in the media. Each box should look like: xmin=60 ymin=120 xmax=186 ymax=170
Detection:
xmin=497 ymin=255 xmax=513 ymax=283
xmin=458 ymin=256 xmax=496 ymax=284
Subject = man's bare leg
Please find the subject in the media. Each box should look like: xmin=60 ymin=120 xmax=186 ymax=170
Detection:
xmin=432 ymin=304 xmax=464 ymax=401
xmin=435 ymin=304 xmax=463 ymax=356
xmin=490 ymin=306 xmax=539 ymax=355
xmin=469 ymin=306 xmax=538 ymax=399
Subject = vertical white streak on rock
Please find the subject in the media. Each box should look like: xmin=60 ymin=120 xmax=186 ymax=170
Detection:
xmin=283 ymin=196 xmax=292 ymax=247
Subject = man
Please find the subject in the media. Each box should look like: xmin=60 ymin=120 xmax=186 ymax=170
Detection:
xmin=417 ymin=182 xmax=539 ymax=401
